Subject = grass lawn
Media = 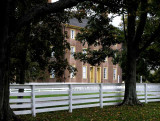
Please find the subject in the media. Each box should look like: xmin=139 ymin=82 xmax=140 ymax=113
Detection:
xmin=18 ymin=102 xmax=160 ymax=121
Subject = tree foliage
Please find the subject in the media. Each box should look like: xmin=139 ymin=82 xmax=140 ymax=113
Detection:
xmin=119 ymin=0 xmax=160 ymax=83
xmin=2 ymin=0 xmax=160 ymax=120
xmin=74 ymin=0 xmax=160 ymax=105
xmin=74 ymin=1 xmax=123 ymax=65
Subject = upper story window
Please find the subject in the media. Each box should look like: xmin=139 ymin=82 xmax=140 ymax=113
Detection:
xmin=70 ymin=65 xmax=76 ymax=78
xmin=70 ymin=29 xmax=75 ymax=39
xmin=82 ymin=48 xmax=87 ymax=54
xmin=70 ymin=46 xmax=76 ymax=58
xmin=113 ymin=68 xmax=117 ymax=80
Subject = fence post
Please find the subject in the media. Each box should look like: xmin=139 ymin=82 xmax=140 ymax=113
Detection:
xmin=100 ymin=83 xmax=103 ymax=108
xmin=144 ymin=83 xmax=148 ymax=104
xmin=31 ymin=85 xmax=36 ymax=117
xmin=140 ymin=76 xmax=143 ymax=83
xmin=69 ymin=84 xmax=72 ymax=113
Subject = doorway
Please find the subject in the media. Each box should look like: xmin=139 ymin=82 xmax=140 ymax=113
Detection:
xmin=90 ymin=66 xmax=95 ymax=83
xmin=97 ymin=67 xmax=101 ymax=83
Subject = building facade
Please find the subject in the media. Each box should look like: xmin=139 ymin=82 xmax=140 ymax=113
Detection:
xmin=48 ymin=18 xmax=122 ymax=83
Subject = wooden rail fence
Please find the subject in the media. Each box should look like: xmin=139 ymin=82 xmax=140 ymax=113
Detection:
xmin=9 ymin=83 xmax=160 ymax=117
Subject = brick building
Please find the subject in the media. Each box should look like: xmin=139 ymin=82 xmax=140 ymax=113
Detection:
xmin=48 ymin=18 xmax=122 ymax=83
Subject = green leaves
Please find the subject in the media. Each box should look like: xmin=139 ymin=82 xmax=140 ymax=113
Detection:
xmin=74 ymin=4 xmax=122 ymax=66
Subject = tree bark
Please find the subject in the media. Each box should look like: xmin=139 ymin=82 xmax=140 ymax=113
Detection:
xmin=0 ymin=0 xmax=9 ymax=120
xmin=121 ymin=43 xmax=141 ymax=105
xmin=120 ymin=0 xmax=142 ymax=105
xmin=0 ymin=0 xmax=20 ymax=121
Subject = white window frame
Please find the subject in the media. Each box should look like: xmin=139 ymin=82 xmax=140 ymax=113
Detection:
xmin=70 ymin=29 xmax=75 ymax=39
xmin=83 ymin=66 xmax=87 ymax=79
xmin=103 ymin=67 xmax=108 ymax=79
xmin=113 ymin=68 xmax=117 ymax=80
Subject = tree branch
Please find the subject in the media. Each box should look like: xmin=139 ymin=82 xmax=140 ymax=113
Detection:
xmin=16 ymin=0 xmax=86 ymax=33
xmin=16 ymin=0 xmax=124 ymax=34
xmin=127 ymin=1 xmax=138 ymax=43
xmin=134 ymin=0 xmax=147 ymax=45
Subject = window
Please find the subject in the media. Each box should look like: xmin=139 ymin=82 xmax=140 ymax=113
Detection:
xmin=51 ymin=51 xmax=55 ymax=57
xmin=70 ymin=65 xmax=76 ymax=78
xmin=70 ymin=29 xmax=75 ymax=39
xmin=83 ymin=66 xmax=87 ymax=79
xmin=103 ymin=67 xmax=108 ymax=79
xmin=70 ymin=46 xmax=75 ymax=57
xmin=50 ymin=70 xmax=55 ymax=78
xmin=82 ymin=48 xmax=87 ymax=55
xmin=113 ymin=68 xmax=117 ymax=80
xmin=50 ymin=46 xmax=54 ymax=57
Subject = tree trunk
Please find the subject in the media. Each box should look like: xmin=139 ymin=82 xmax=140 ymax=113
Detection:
xmin=17 ymin=68 xmax=25 ymax=104
xmin=121 ymin=44 xmax=141 ymax=105
xmin=0 ymin=0 xmax=19 ymax=120
xmin=17 ymin=52 xmax=26 ymax=103
xmin=120 ymin=1 xmax=142 ymax=105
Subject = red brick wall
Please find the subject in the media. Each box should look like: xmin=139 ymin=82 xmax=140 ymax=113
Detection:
xmin=64 ymin=27 xmax=122 ymax=83
xmin=46 ymin=26 xmax=122 ymax=83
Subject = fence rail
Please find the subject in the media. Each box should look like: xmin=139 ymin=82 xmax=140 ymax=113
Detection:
xmin=9 ymin=83 xmax=160 ymax=117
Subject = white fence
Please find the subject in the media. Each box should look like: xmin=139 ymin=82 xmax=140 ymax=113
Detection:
xmin=9 ymin=83 xmax=160 ymax=117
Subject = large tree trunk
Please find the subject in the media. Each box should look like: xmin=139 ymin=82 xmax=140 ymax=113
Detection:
xmin=0 ymin=0 xmax=10 ymax=120
xmin=17 ymin=50 xmax=27 ymax=102
xmin=121 ymin=43 xmax=141 ymax=105
xmin=0 ymin=0 xmax=19 ymax=121
xmin=121 ymin=0 xmax=142 ymax=105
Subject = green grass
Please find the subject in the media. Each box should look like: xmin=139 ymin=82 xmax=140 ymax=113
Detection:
xmin=18 ymin=102 xmax=160 ymax=121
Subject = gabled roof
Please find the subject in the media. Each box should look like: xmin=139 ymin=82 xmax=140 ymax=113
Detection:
xmin=68 ymin=18 xmax=88 ymax=28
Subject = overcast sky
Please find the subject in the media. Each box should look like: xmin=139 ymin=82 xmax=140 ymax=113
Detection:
xmin=51 ymin=0 xmax=121 ymax=27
